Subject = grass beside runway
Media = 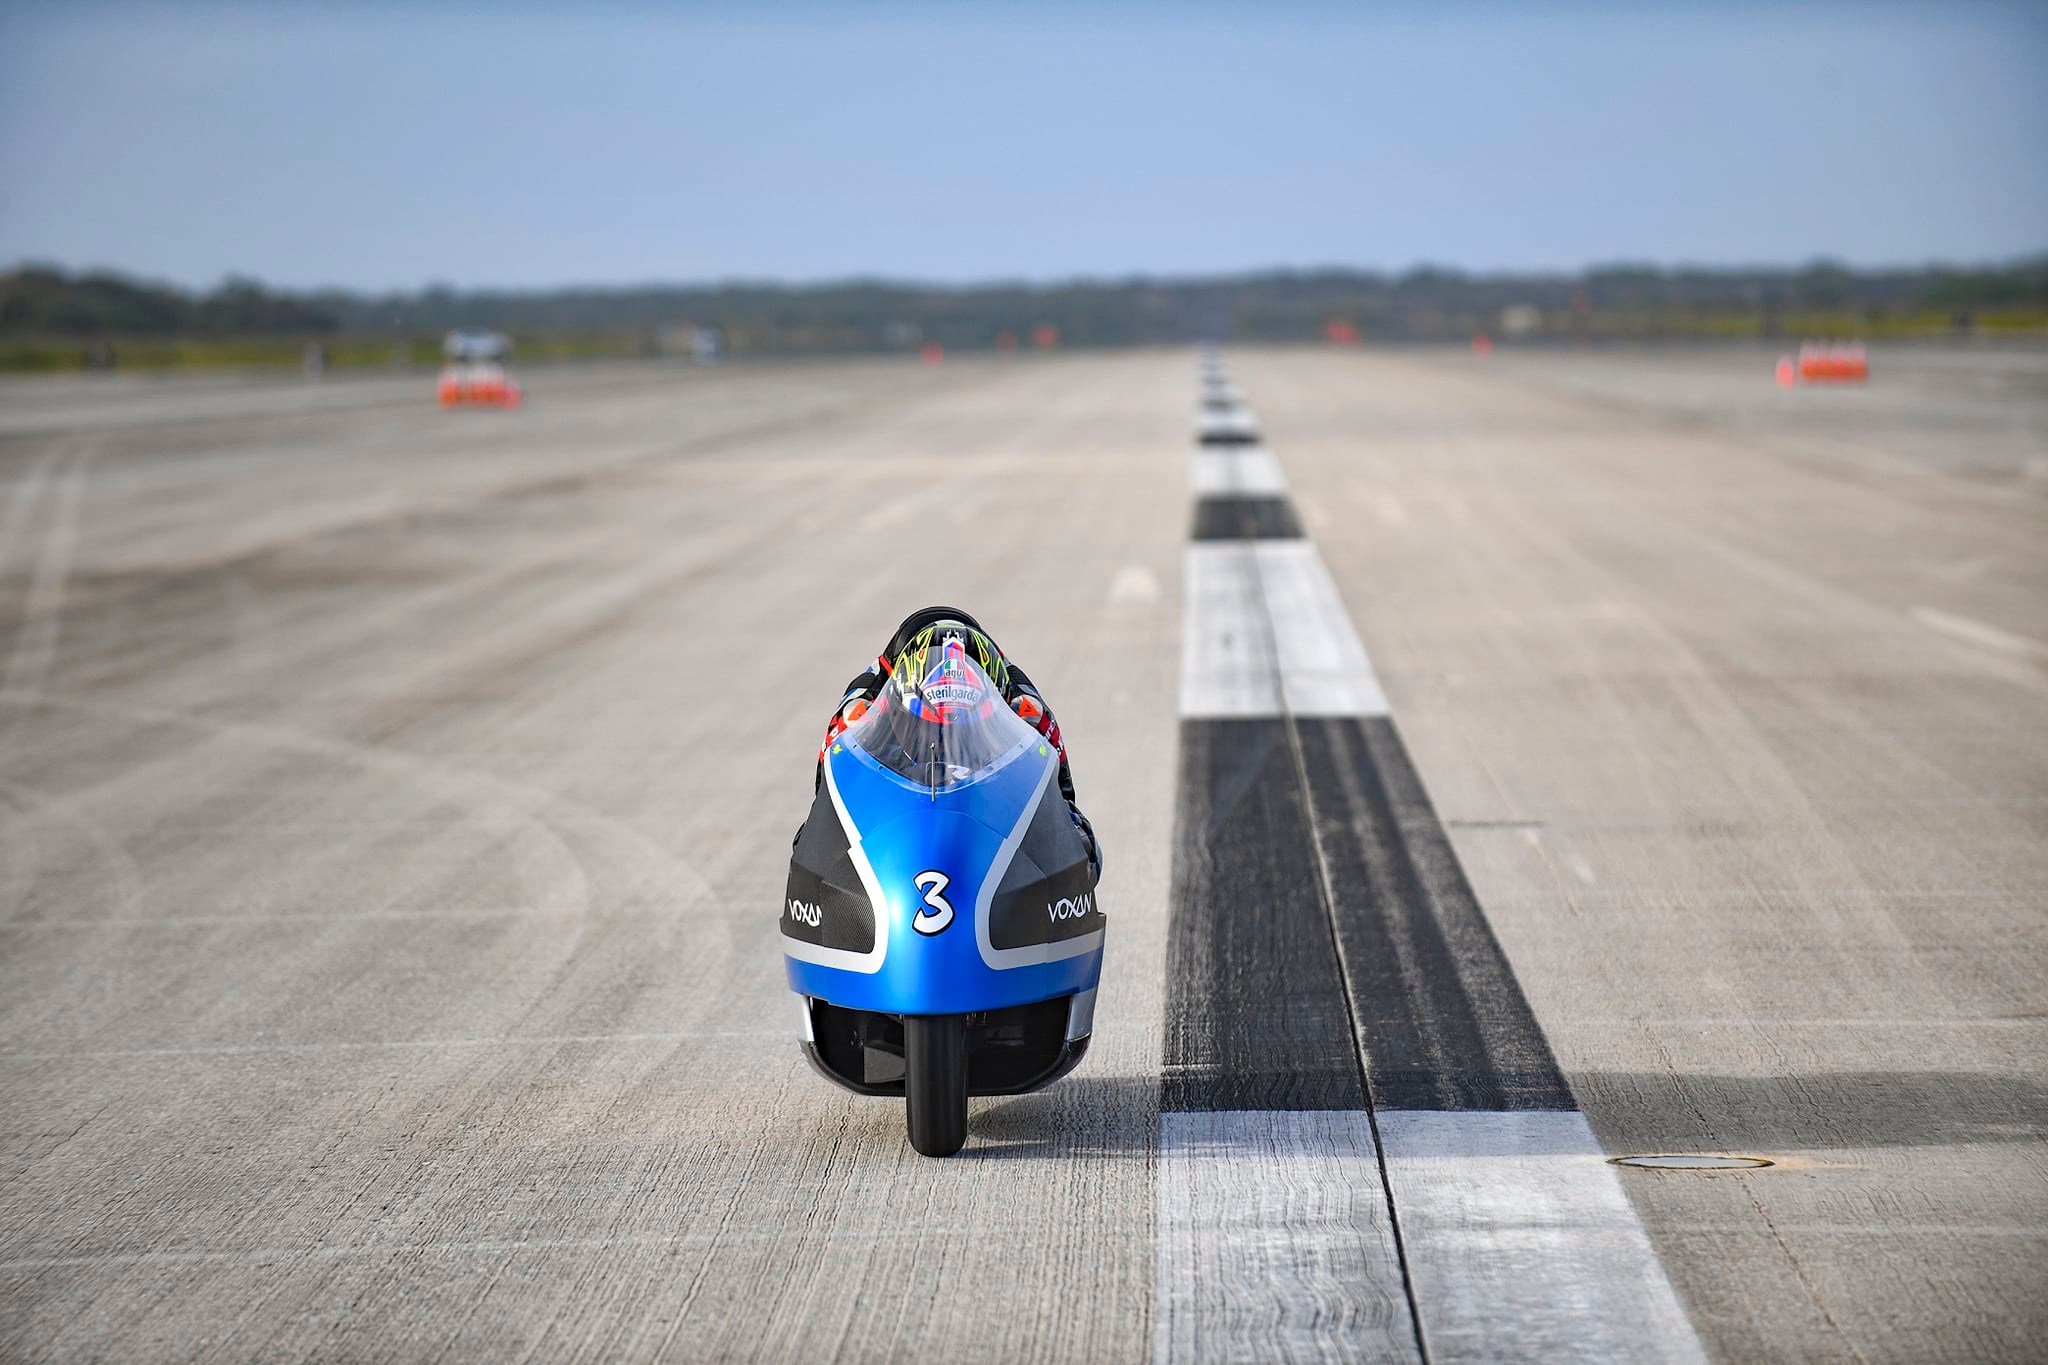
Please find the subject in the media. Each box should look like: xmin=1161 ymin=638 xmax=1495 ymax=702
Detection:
xmin=6 ymin=306 xmax=2046 ymax=375
xmin=0 ymin=331 xmax=653 ymax=374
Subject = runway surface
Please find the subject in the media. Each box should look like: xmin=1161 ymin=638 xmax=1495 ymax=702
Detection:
xmin=2 ymin=345 xmax=2043 ymax=1361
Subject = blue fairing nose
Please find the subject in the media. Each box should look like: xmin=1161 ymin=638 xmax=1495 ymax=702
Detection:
xmin=782 ymin=742 xmax=1104 ymax=1016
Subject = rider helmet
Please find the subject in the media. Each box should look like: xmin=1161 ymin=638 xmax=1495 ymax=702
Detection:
xmin=884 ymin=609 xmax=1011 ymax=700
xmin=902 ymin=627 xmax=1003 ymax=724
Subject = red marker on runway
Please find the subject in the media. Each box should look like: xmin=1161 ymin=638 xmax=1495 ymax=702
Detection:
xmin=1797 ymin=342 xmax=1867 ymax=384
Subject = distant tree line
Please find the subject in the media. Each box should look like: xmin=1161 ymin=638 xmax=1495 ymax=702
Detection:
xmin=0 ymin=267 xmax=339 ymax=336
xmin=5 ymin=257 xmax=2044 ymax=352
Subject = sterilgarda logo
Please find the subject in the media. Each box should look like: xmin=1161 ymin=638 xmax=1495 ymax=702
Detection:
xmin=787 ymin=898 xmax=822 ymax=927
xmin=918 ymin=635 xmax=985 ymax=709
xmin=1047 ymin=890 xmax=1096 ymax=924
xmin=919 ymin=659 xmax=983 ymax=708
xmin=921 ymin=678 xmax=984 ymax=706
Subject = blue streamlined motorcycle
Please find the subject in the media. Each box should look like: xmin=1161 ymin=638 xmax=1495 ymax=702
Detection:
xmin=782 ymin=634 xmax=1104 ymax=1156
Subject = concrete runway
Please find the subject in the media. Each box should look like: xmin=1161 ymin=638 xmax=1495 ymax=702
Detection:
xmin=2 ymin=346 xmax=2043 ymax=1361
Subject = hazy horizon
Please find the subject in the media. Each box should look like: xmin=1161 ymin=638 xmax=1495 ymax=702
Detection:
xmin=13 ymin=254 xmax=2048 ymax=303
xmin=4 ymin=1 xmax=2044 ymax=293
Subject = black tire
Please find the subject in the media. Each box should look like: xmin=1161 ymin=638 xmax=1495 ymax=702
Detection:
xmin=903 ymin=1014 xmax=969 ymax=1157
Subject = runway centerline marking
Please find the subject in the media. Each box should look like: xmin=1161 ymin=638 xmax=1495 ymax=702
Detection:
xmin=1191 ymin=446 xmax=1288 ymax=496
xmin=1156 ymin=356 xmax=1706 ymax=1364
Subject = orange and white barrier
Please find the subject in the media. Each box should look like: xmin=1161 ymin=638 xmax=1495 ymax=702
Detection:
xmin=437 ymin=364 xmax=523 ymax=409
xmin=1785 ymin=342 xmax=1868 ymax=385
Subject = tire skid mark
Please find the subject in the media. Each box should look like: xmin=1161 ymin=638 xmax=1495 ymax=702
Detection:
xmin=2 ymin=440 xmax=96 ymax=701
xmin=0 ymin=692 xmax=724 ymax=982
xmin=0 ymin=777 xmax=149 ymax=924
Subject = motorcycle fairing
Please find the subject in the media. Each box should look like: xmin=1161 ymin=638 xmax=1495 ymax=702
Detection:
xmin=782 ymin=735 xmax=1103 ymax=1016
xmin=983 ymin=770 xmax=1104 ymax=955
xmin=783 ymin=778 xmax=880 ymax=957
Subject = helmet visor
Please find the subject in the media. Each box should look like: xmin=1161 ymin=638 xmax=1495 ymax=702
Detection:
xmin=840 ymin=634 xmax=1039 ymax=790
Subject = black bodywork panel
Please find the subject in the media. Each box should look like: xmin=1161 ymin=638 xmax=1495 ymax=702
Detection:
xmin=783 ymin=783 xmax=876 ymax=954
xmin=988 ymin=784 xmax=1104 ymax=949
xmin=803 ymin=998 xmax=1091 ymax=1098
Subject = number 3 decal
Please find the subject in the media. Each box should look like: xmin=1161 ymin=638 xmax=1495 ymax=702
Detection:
xmin=912 ymin=870 xmax=954 ymax=935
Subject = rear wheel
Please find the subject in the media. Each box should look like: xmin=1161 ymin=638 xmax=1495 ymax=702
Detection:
xmin=903 ymin=1014 xmax=969 ymax=1157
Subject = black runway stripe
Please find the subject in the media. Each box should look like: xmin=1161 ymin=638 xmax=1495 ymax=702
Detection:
xmin=1297 ymin=717 xmax=1573 ymax=1111
xmin=1161 ymin=719 xmax=1367 ymax=1112
xmin=1161 ymin=715 xmax=1571 ymax=1114
xmin=1190 ymin=495 xmax=1304 ymax=541
xmin=1167 ymin=365 xmax=1573 ymax=1117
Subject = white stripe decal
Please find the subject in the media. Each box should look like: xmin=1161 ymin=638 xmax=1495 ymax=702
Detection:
xmin=1155 ymin=1112 xmax=1420 ymax=1365
xmin=779 ymin=758 xmax=890 ymax=973
xmin=1181 ymin=542 xmax=1388 ymax=719
xmin=1375 ymin=1111 xmax=1708 ymax=1363
xmin=972 ymin=748 xmax=1105 ymax=969
xmin=1192 ymin=446 xmax=1289 ymax=496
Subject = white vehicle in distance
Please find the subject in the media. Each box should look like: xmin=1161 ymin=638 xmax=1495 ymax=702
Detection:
xmin=437 ymin=330 xmax=522 ymax=409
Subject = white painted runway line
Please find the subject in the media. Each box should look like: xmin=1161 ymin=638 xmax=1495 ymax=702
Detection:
xmin=1192 ymin=446 xmax=1290 ymax=496
xmin=1181 ymin=543 xmax=1282 ymax=718
xmin=1181 ymin=543 xmax=1389 ymax=719
xmin=1111 ymin=562 xmax=1164 ymax=604
xmin=1256 ymin=542 xmax=1391 ymax=718
xmin=1378 ymin=1111 xmax=1707 ymax=1364
xmin=1155 ymin=1112 xmax=1419 ymax=1365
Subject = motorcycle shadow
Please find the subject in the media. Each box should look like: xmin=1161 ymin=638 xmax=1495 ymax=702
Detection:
xmin=964 ymin=1075 xmax=1163 ymax=1160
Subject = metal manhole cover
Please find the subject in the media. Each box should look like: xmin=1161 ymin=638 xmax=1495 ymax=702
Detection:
xmin=1610 ymin=1154 xmax=1774 ymax=1170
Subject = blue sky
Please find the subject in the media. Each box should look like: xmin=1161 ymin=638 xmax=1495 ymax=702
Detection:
xmin=1 ymin=1 xmax=2042 ymax=291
